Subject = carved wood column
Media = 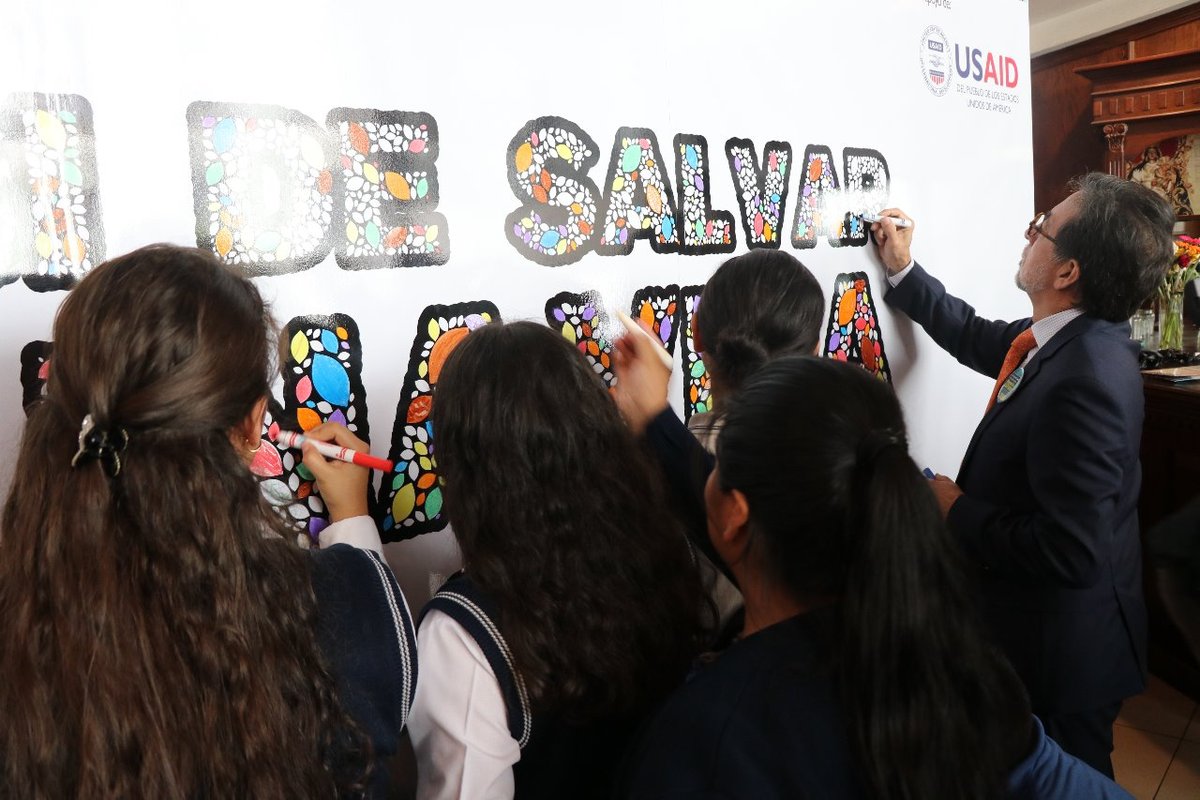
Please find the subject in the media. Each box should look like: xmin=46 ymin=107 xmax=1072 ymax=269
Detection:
xmin=1103 ymin=122 xmax=1128 ymax=176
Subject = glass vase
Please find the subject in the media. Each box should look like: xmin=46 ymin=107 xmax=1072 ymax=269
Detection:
xmin=1159 ymin=292 xmax=1185 ymax=351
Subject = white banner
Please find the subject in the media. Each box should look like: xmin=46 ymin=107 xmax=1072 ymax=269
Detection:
xmin=2 ymin=0 xmax=1034 ymax=604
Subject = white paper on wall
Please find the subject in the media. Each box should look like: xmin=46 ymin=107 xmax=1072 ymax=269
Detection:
xmin=1 ymin=0 xmax=1035 ymax=606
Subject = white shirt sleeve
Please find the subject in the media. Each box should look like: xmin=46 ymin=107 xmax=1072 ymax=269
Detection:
xmin=318 ymin=515 xmax=383 ymax=557
xmin=886 ymin=259 xmax=916 ymax=288
xmin=410 ymin=609 xmax=520 ymax=800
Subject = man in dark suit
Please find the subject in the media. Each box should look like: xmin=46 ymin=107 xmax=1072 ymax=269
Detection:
xmin=870 ymin=173 xmax=1176 ymax=777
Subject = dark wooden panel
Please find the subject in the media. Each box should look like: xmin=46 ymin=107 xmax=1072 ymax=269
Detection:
xmin=1140 ymin=376 xmax=1200 ymax=701
xmin=1032 ymin=4 xmax=1200 ymax=70
xmin=1031 ymin=6 xmax=1200 ymax=212
xmin=1031 ymin=45 xmax=1126 ymax=211
xmin=1141 ymin=379 xmax=1200 ymax=529
xmin=1132 ymin=13 xmax=1200 ymax=55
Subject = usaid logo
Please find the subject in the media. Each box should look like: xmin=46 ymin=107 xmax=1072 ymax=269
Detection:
xmin=954 ymin=43 xmax=1019 ymax=88
xmin=920 ymin=26 xmax=1021 ymax=97
xmin=919 ymin=25 xmax=951 ymax=96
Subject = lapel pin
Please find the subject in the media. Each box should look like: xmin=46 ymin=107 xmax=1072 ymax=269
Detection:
xmin=996 ymin=367 xmax=1024 ymax=404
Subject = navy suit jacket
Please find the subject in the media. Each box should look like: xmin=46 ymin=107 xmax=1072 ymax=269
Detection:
xmin=886 ymin=264 xmax=1147 ymax=714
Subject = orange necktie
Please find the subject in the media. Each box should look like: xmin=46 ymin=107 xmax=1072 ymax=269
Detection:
xmin=986 ymin=328 xmax=1037 ymax=412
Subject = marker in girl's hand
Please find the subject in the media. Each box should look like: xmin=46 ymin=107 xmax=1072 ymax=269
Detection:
xmin=615 ymin=308 xmax=673 ymax=370
xmin=922 ymin=467 xmax=936 ymax=479
xmin=270 ymin=426 xmax=395 ymax=472
xmin=861 ymin=212 xmax=913 ymax=229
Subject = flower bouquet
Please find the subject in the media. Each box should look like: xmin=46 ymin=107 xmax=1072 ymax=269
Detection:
xmin=1159 ymin=234 xmax=1200 ymax=350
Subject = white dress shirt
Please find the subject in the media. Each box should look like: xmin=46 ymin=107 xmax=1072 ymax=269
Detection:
xmin=408 ymin=610 xmax=520 ymax=800
xmin=1021 ymin=307 xmax=1086 ymax=366
xmin=318 ymin=515 xmax=385 ymax=557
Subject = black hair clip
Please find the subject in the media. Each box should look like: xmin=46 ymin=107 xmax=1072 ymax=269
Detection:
xmin=856 ymin=429 xmax=905 ymax=465
xmin=70 ymin=414 xmax=129 ymax=477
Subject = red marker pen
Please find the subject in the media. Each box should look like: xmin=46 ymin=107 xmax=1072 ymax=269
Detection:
xmin=271 ymin=428 xmax=394 ymax=472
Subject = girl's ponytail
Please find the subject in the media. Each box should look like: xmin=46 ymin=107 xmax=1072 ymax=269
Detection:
xmin=718 ymin=356 xmax=1033 ymax=800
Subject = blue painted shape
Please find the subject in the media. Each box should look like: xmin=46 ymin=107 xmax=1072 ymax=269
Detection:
xmin=311 ymin=353 xmax=350 ymax=406
xmin=212 ymin=118 xmax=237 ymax=155
xmin=321 ymin=329 xmax=339 ymax=352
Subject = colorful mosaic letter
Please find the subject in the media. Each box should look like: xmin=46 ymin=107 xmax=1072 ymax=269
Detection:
xmin=254 ymin=401 xmax=298 ymax=539
xmin=379 ymin=302 xmax=499 ymax=541
xmin=792 ymin=145 xmax=840 ymax=249
xmin=673 ymin=135 xmax=735 ymax=255
xmin=839 ymin=148 xmax=891 ymax=248
xmin=328 ymin=109 xmax=449 ymax=269
xmin=19 ymin=340 xmax=51 ymax=414
xmin=260 ymin=314 xmax=371 ymax=545
xmin=187 ymin=102 xmax=334 ymax=275
xmin=725 ymin=138 xmax=791 ymax=249
xmin=679 ymin=285 xmax=710 ymax=420
xmin=597 ymin=128 xmax=680 ymax=256
xmin=546 ymin=291 xmax=616 ymax=387
xmin=629 ymin=285 xmax=681 ymax=356
xmin=0 ymin=93 xmax=105 ymax=290
xmin=823 ymin=273 xmax=891 ymax=382
xmin=505 ymin=117 xmax=600 ymax=266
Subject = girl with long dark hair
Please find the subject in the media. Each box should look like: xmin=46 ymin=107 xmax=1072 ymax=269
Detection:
xmin=625 ymin=356 xmax=1131 ymax=798
xmin=409 ymin=320 xmax=710 ymax=799
xmin=0 ymin=245 xmax=416 ymax=798
xmin=615 ymin=249 xmax=826 ymax=636
xmin=688 ymin=249 xmax=825 ymax=419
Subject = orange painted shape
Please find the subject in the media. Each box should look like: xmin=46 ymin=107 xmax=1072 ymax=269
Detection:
xmin=62 ymin=235 xmax=86 ymax=264
xmin=348 ymin=123 xmax=370 ymax=155
xmin=407 ymin=395 xmax=432 ymax=424
xmin=838 ymin=290 xmax=856 ymax=327
xmin=428 ymin=327 xmax=470 ymax=383
xmin=297 ymin=408 xmax=321 ymax=431
xmin=384 ymin=227 xmax=406 ymax=248
xmin=385 ymin=171 xmax=411 ymax=201
xmin=215 ymin=227 xmax=233 ymax=257
xmin=639 ymin=302 xmax=655 ymax=326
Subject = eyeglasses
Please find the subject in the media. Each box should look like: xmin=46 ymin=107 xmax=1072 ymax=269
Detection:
xmin=1026 ymin=211 xmax=1057 ymax=244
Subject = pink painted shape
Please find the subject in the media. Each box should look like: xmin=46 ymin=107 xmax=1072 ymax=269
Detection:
xmin=249 ymin=441 xmax=283 ymax=477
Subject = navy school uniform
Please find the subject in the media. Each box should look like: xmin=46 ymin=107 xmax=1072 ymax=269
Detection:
xmin=624 ymin=606 xmax=1132 ymax=799
xmin=422 ymin=573 xmax=647 ymax=800
xmin=311 ymin=543 xmax=418 ymax=798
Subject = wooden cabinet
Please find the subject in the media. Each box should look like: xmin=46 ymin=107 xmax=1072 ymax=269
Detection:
xmin=1075 ymin=47 xmax=1200 ymax=200
xmin=1069 ymin=24 xmax=1200 ymax=232
xmin=1141 ymin=378 xmax=1200 ymax=530
xmin=1140 ymin=376 xmax=1200 ymax=699
xmin=1030 ymin=6 xmax=1200 ymax=211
